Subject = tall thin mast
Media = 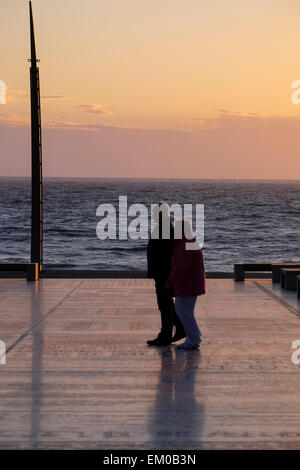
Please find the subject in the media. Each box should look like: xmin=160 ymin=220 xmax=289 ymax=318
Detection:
xmin=29 ymin=1 xmax=43 ymax=269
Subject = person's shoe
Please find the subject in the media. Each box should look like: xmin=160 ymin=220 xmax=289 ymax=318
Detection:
xmin=147 ymin=336 xmax=171 ymax=346
xmin=177 ymin=343 xmax=200 ymax=350
xmin=177 ymin=338 xmax=201 ymax=350
xmin=171 ymin=330 xmax=186 ymax=343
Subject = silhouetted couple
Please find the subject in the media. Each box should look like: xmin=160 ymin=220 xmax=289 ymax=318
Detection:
xmin=147 ymin=202 xmax=206 ymax=350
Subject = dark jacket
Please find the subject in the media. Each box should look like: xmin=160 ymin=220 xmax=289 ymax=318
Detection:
xmin=166 ymin=237 xmax=206 ymax=297
xmin=147 ymin=221 xmax=174 ymax=280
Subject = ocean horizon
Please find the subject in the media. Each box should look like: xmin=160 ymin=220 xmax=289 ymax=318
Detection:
xmin=1 ymin=177 xmax=299 ymax=272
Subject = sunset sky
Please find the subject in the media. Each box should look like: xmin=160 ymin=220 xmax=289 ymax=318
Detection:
xmin=1 ymin=0 xmax=300 ymax=179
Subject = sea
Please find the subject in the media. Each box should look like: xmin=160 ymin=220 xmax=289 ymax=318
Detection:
xmin=0 ymin=177 xmax=299 ymax=272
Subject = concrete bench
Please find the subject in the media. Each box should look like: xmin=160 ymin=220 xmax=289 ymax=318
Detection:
xmin=272 ymin=263 xmax=300 ymax=283
xmin=0 ymin=263 xmax=29 ymax=271
xmin=234 ymin=263 xmax=272 ymax=281
xmin=297 ymin=276 xmax=300 ymax=298
xmin=0 ymin=263 xmax=39 ymax=281
xmin=280 ymin=269 xmax=300 ymax=290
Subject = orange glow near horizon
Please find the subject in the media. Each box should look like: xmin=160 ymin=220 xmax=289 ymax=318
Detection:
xmin=1 ymin=0 xmax=300 ymax=179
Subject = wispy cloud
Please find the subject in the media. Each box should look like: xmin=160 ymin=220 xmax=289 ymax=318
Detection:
xmin=189 ymin=108 xmax=300 ymax=132
xmin=44 ymin=119 xmax=145 ymax=134
xmin=76 ymin=104 xmax=112 ymax=116
xmin=41 ymin=95 xmax=74 ymax=102
xmin=191 ymin=108 xmax=272 ymax=121
xmin=2 ymin=108 xmax=300 ymax=137
xmin=44 ymin=119 xmax=106 ymax=131
xmin=4 ymin=87 xmax=74 ymax=104
xmin=5 ymin=87 xmax=27 ymax=104
xmin=1 ymin=108 xmax=300 ymax=179
xmin=0 ymin=112 xmax=141 ymax=132
xmin=0 ymin=112 xmax=29 ymax=127
xmin=0 ymin=113 xmax=103 ymax=131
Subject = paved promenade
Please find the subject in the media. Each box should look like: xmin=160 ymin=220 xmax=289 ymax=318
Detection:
xmin=0 ymin=277 xmax=300 ymax=449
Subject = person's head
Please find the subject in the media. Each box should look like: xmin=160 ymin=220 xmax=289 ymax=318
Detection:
xmin=152 ymin=201 xmax=170 ymax=224
xmin=174 ymin=218 xmax=194 ymax=240
xmin=151 ymin=201 xmax=171 ymax=239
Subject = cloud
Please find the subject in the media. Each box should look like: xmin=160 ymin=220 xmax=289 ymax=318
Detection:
xmin=1 ymin=108 xmax=300 ymax=179
xmin=0 ymin=112 xmax=144 ymax=133
xmin=189 ymin=108 xmax=300 ymax=133
xmin=5 ymin=87 xmax=28 ymax=104
xmin=76 ymin=104 xmax=112 ymax=116
xmin=2 ymin=108 xmax=300 ymax=138
xmin=0 ymin=113 xmax=85 ymax=130
xmin=0 ymin=112 xmax=29 ymax=127
xmin=4 ymin=87 xmax=74 ymax=104
xmin=192 ymin=108 xmax=276 ymax=121
xmin=44 ymin=119 xmax=106 ymax=131
xmin=41 ymin=95 xmax=74 ymax=102
xmin=43 ymin=119 xmax=149 ymax=134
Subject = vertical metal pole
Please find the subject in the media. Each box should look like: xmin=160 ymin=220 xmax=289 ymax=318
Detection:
xmin=29 ymin=1 xmax=43 ymax=270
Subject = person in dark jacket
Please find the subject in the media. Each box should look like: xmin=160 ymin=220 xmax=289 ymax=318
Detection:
xmin=147 ymin=202 xmax=185 ymax=346
xmin=166 ymin=219 xmax=206 ymax=350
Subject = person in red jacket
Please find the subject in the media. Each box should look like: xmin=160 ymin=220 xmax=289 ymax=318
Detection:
xmin=166 ymin=219 xmax=205 ymax=349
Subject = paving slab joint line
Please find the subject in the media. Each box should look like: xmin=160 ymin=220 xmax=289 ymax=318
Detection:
xmin=2 ymin=281 xmax=84 ymax=358
xmin=253 ymin=281 xmax=300 ymax=317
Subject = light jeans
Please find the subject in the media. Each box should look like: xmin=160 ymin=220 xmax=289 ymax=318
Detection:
xmin=175 ymin=296 xmax=201 ymax=347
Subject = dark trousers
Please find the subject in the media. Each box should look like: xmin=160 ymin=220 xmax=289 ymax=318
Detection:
xmin=154 ymin=278 xmax=185 ymax=340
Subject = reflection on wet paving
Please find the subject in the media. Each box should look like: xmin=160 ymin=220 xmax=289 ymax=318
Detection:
xmin=30 ymin=282 xmax=43 ymax=447
xmin=148 ymin=348 xmax=205 ymax=448
xmin=0 ymin=278 xmax=300 ymax=449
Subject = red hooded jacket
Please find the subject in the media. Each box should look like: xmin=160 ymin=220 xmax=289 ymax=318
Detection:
xmin=166 ymin=237 xmax=206 ymax=297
